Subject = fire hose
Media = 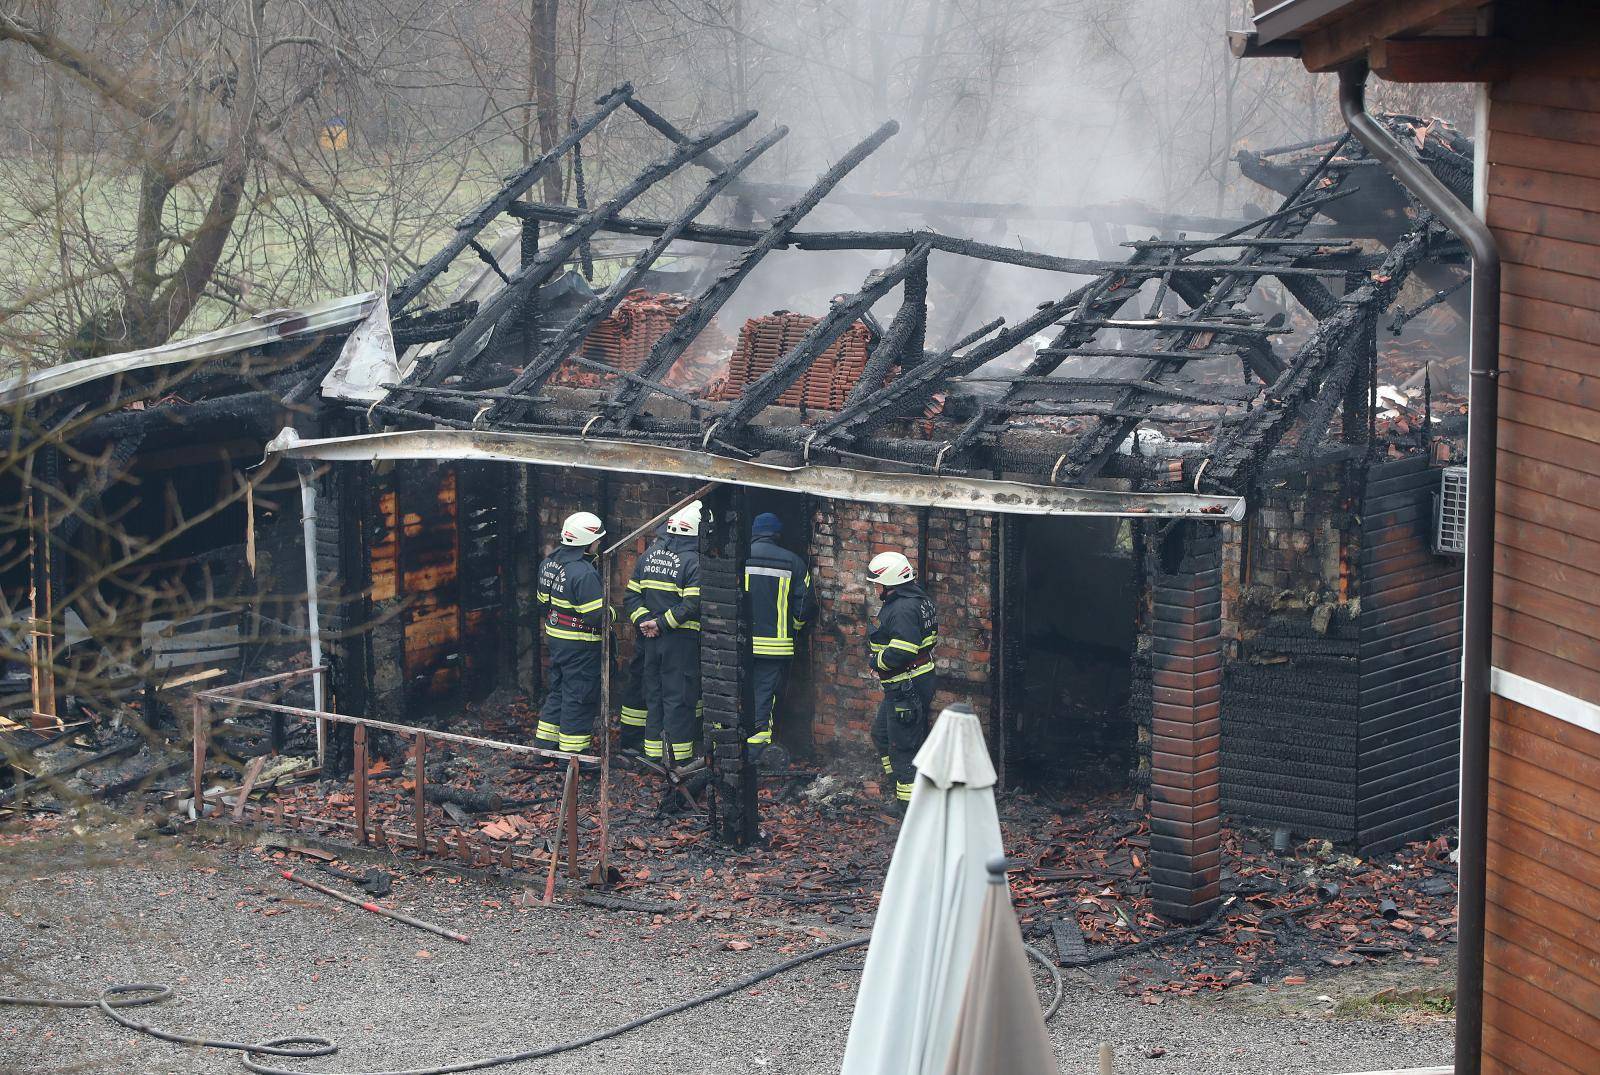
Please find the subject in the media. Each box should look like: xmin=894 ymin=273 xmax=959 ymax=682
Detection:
xmin=0 ymin=939 xmax=1063 ymax=1074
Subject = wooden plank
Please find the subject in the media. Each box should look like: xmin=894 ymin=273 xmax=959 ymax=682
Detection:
xmin=1497 ymin=695 xmax=1600 ymax=763
xmin=1488 ymin=167 xmax=1600 ymax=218
xmin=1494 ymin=229 xmax=1600 ymax=280
xmin=1496 ymin=571 xmax=1600 ymax=641
xmin=1499 ymin=417 xmax=1600 ymax=479
xmin=1494 ymin=606 xmax=1600 ymax=680
xmin=1491 ymin=638 xmax=1600 ymax=709
xmin=1370 ymin=36 xmax=1512 ymax=82
xmin=1484 ymin=777 xmax=1600 ymax=863
xmin=1502 ymin=291 xmax=1600 ymax=348
xmin=1489 ymin=868 xmax=1600 ymax=965
xmin=1493 ymin=73 xmax=1600 ymax=115
xmin=1502 ymin=327 xmax=1600 ymax=378
xmin=1488 ymin=130 xmax=1600 ymax=182
xmin=1495 ymin=502 xmax=1600 ymax=567
xmin=1493 ymin=721 xmax=1600 ymax=795
xmin=1498 ymin=386 xmax=1600 ymax=449
xmin=1487 ymin=902 xmax=1600 ymax=991
xmin=1492 ymin=749 xmax=1600 ymax=830
xmin=1489 ymin=99 xmax=1600 ymax=149
xmin=1498 ymin=358 xmax=1600 ymax=414
xmin=1484 ymin=919 xmax=1600 ymax=1030
xmin=1497 ymin=543 xmax=1600 ymax=613
xmin=1501 ymin=261 xmax=1600 ymax=311
xmin=1482 ymin=978 xmax=1596 ymax=1075
xmin=1488 ymin=835 xmax=1600 ymax=929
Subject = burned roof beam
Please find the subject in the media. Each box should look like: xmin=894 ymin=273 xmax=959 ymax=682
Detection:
xmin=707 ymin=179 xmax=1357 ymax=237
xmin=709 ymin=243 xmax=932 ymax=443
xmin=844 ymin=288 xmax=924 ymax=408
xmin=390 ymin=83 xmax=633 ymax=315
xmin=599 ymin=120 xmax=900 ymax=430
xmin=483 ymin=125 xmax=788 ymax=420
xmin=504 ymin=201 xmax=1352 ymax=279
xmin=399 ymin=109 xmax=757 ymax=398
xmin=1202 ymin=220 xmax=1437 ymax=492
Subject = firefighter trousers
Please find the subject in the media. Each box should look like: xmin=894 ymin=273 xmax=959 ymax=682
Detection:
xmin=870 ymin=673 xmax=936 ymax=802
xmin=641 ymin=628 xmax=701 ymax=763
xmin=748 ymin=656 xmax=788 ymax=751
xmin=538 ymin=637 xmax=601 ymax=754
xmin=618 ymin=644 xmax=648 ymax=751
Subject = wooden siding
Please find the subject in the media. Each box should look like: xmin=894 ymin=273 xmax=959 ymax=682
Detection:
xmin=1488 ymin=71 xmax=1600 ymax=709
xmin=1483 ymin=62 xmax=1600 ymax=1075
xmin=1357 ymin=455 xmax=1463 ymax=854
xmin=1484 ymin=696 xmax=1600 ymax=1075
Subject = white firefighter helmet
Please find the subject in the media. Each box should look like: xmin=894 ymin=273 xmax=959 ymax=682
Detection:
xmin=666 ymin=499 xmax=702 ymax=536
xmin=867 ymin=550 xmax=915 ymax=587
xmin=560 ymin=511 xmax=606 ymax=547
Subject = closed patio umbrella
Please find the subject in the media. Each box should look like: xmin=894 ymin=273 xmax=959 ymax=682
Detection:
xmin=840 ymin=702 xmax=1056 ymax=1075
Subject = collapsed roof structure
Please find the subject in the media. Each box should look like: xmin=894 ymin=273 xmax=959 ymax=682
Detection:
xmin=268 ymin=84 xmax=1471 ymax=510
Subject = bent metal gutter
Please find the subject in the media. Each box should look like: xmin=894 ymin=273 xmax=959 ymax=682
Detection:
xmin=263 ymin=427 xmax=1246 ymax=521
xmin=1339 ymin=62 xmax=1499 ymax=1075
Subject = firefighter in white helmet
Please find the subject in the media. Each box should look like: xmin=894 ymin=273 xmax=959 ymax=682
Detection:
xmin=866 ymin=549 xmax=939 ymax=813
xmin=533 ymin=511 xmax=607 ymax=755
xmin=625 ymin=500 xmax=703 ymax=775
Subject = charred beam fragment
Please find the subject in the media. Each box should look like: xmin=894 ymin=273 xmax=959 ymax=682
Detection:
xmin=845 ymin=289 xmax=923 ymax=409
xmin=494 ymin=126 xmax=787 ymax=415
xmin=390 ymin=84 xmax=632 ymax=314
xmin=601 ymin=120 xmax=900 ymax=429
xmin=1203 ymin=221 xmax=1436 ymax=492
xmin=710 ymin=243 xmax=931 ymax=440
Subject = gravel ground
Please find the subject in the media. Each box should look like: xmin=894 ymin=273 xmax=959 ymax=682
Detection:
xmin=0 ymin=824 xmax=1454 ymax=1075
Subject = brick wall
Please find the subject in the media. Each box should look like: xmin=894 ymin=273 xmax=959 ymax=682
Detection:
xmin=805 ymin=501 xmax=995 ymax=750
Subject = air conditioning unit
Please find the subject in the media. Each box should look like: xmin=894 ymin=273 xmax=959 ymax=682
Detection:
xmin=1434 ymin=465 xmax=1468 ymax=556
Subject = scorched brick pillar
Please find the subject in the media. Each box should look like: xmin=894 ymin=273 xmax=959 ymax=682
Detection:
xmin=1148 ymin=522 xmax=1224 ymax=922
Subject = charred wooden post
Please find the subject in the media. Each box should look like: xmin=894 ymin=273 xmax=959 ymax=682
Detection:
xmin=601 ymin=120 xmax=900 ymax=430
xmin=700 ymin=488 xmax=756 ymax=845
xmin=1148 ymin=522 xmax=1224 ymax=923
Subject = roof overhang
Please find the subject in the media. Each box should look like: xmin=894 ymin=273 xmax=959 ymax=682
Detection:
xmin=1240 ymin=0 xmax=1491 ymax=73
xmin=0 ymin=292 xmax=377 ymax=408
xmin=266 ymin=428 xmax=1245 ymax=521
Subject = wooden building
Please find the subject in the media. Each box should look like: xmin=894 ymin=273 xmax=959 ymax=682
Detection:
xmin=1237 ymin=3 xmax=1600 ymax=1073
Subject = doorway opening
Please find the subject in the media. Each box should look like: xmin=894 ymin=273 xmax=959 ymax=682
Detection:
xmin=1005 ymin=515 xmax=1141 ymax=790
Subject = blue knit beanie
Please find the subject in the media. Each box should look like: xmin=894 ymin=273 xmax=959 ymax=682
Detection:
xmin=753 ymin=512 xmax=783 ymax=537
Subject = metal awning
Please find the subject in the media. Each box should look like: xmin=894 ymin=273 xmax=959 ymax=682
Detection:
xmin=0 ymin=292 xmax=377 ymax=407
xmin=265 ymin=428 xmax=1244 ymax=520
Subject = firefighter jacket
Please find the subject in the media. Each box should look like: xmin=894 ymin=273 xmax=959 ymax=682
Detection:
xmin=625 ymin=534 xmax=701 ymax=632
xmin=867 ymin=582 xmax=938 ymax=684
xmin=744 ymin=536 xmax=812 ymax=658
xmin=535 ymin=545 xmax=605 ymax=643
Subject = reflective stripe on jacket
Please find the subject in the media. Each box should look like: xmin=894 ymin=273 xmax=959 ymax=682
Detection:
xmin=624 ymin=534 xmax=701 ymax=631
xmin=868 ymin=581 xmax=938 ymax=684
xmin=536 ymin=546 xmax=605 ymax=643
xmin=745 ymin=536 xmax=812 ymax=658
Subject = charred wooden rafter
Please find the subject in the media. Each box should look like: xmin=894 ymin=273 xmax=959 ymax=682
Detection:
xmin=597 ymin=120 xmax=901 ymax=430
xmin=391 ymin=109 xmax=757 ymax=406
xmin=709 ymin=242 xmax=932 ymax=442
xmin=479 ymin=125 xmax=788 ymax=420
xmin=389 ymin=84 xmax=633 ymax=314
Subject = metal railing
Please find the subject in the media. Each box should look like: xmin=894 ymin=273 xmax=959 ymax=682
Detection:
xmin=191 ymin=666 xmax=609 ymax=900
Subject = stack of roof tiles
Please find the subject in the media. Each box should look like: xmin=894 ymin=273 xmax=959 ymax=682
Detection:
xmin=547 ymin=290 xmax=729 ymax=391
xmin=710 ymin=311 xmax=876 ymax=411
